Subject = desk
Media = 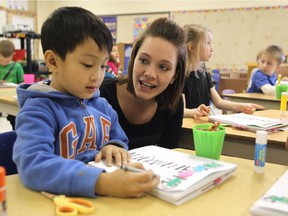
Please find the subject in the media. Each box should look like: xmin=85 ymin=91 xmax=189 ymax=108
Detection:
xmin=222 ymin=93 xmax=281 ymax=110
xmin=0 ymin=88 xmax=18 ymax=116
xmin=6 ymin=149 xmax=288 ymax=216
xmin=180 ymin=110 xmax=288 ymax=165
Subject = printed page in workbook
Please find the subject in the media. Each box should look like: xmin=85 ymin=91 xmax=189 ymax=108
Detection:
xmin=250 ymin=169 xmax=288 ymax=216
xmin=89 ymin=145 xmax=237 ymax=205
xmin=209 ymin=113 xmax=288 ymax=132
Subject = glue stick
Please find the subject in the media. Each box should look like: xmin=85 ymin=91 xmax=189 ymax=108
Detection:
xmin=0 ymin=166 xmax=7 ymax=216
xmin=254 ymin=131 xmax=267 ymax=173
xmin=280 ymin=92 xmax=287 ymax=111
xmin=280 ymin=92 xmax=288 ymax=118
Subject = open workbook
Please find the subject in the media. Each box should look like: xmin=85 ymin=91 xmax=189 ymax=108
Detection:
xmin=89 ymin=146 xmax=237 ymax=205
xmin=209 ymin=113 xmax=288 ymax=132
xmin=250 ymin=169 xmax=288 ymax=216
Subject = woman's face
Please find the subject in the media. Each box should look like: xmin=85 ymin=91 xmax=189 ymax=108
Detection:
xmin=132 ymin=36 xmax=177 ymax=101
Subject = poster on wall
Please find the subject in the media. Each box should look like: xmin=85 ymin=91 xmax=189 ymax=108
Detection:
xmin=133 ymin=17 xmax=150 ymax=41
xmin=100 ymin=16 xmax=117 ymax=43
xmin=0 ymin=0 xmax=28 ymax=10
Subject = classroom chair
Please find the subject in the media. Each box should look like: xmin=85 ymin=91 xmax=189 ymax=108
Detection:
xmin=247 ymin=67 xmax=258 ymax=91
xmin=211 ymin=69 xmax=220 ymax=92
xmin=24 ymin=74 xmax=35 ymax=84
xmin=12 ymin=49 xmax=26 ymax=62
xmin=222 ymin=89 xmax=235 ymax=99
xmin=0 ymin=131 xmax=18 ymax=175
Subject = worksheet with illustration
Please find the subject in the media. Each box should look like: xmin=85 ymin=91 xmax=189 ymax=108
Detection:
xmin=89 ymin=145 xmax=237 ymax=205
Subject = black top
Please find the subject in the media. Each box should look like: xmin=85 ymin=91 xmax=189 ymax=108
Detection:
xmin=183 ymin=70 xmax=213 ymax=108
xmin=100 ymin=78 xmax=183 ymax=149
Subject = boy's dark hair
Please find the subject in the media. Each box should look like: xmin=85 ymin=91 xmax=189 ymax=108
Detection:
xmin=41 ymin=6 xmax=113 ymax=60
xmin=0 ymin=40 xmax=15 ymax=57
xmin=119 ymin=17 xmax=186 ymax=113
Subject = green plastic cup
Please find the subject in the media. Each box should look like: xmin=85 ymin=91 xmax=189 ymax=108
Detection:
xmin=276 ymin=84 xmax=288 ymax=99
xmin=192 ymin=124 xmax=226 ymax=160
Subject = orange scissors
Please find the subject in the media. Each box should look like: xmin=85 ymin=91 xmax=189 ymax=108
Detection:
xmin=41 ymin=191 xmax=95 ymax=216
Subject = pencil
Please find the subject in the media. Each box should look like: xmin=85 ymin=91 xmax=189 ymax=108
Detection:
xmin=121 ymin=165 xmax=145 ymax=173
xmin=121 ymin=165 xmax=158 ymax=178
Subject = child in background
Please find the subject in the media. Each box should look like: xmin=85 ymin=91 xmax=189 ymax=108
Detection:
xmin=0 ymin=40 xmax=24 ymax=130
xmin=247 ymin=45 xmax=288 ymax=95
xmin=105 ymin=45 xmax=122 ymax=79
xmin=247 ymin=50 xmax=263 ymax=90
xmin=182 ymin=24 xmax=263 ymax=118
xmin=13 ymin=6 xmax=159 ymax=198
xmin=100 ymin=17 xmax=186 ymax=149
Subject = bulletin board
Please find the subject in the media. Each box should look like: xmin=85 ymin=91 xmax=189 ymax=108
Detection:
xmin=100 ymin=16 xmax=117 ymax=43
xmin=172 ymin=5 xmax=288 ymax=71
xmin=116 ymin=12 xmax=170 ymax=43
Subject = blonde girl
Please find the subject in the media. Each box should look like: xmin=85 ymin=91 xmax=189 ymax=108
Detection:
xmin=182 ymin=24 xmax=263 ymax=118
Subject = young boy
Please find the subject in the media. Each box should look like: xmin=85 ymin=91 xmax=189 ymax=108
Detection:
xmin=247 ymin=45 xmax=286 ymax=95
xmin=0 ymin=40 xmax=24 ymax=130
xmin=13 ymin=6 xmax=159 ymax=198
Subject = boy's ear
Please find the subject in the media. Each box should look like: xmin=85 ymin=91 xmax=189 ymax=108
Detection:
xmin=44 ymin=50 xmax=59 ymax=72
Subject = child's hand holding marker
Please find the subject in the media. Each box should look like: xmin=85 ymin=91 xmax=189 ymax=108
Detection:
xmin=193 ymin=104 xmax=210 ymax=119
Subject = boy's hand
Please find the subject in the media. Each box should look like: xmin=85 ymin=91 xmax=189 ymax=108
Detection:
xmin=95 ymin=163 xmax=160 ymax=197
xmin=95 ymin=145 xmax=130 ymax=167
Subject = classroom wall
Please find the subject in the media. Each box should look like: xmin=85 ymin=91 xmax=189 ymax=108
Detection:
xmin=2 ymin=1 xmax=288 ymax=71
xmin=173 ymin=6 xmax=288 ymax=70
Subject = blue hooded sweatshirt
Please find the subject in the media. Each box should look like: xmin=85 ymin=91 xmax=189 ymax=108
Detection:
xmin=13 ymin=82 xmax=128 ymax=197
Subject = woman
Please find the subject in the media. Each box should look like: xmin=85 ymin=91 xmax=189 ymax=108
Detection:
xmin=100 ymin=17 xmax=186 ymax=149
